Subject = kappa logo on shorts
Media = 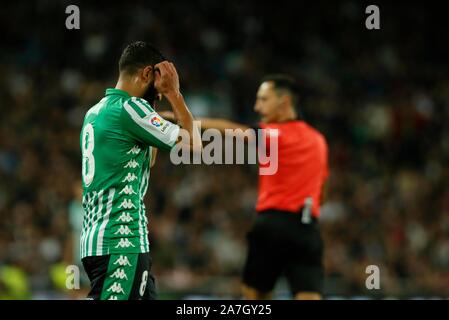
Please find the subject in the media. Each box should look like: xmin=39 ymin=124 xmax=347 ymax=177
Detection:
xmin=119 ymin=185 xmax=137 ymax=195
xmin=122 ymin=173 xmax=138 ymax=183
xmin=107 ymin=282 xmax=125 ymax=294
xmin=113 ymin=255 xmax=132 ymax=267
xmin=124 ymin=159 xmax=139 ymax=169
xmin=116 ymin=212 xmax=134 ymax=223
xmin=115 ymin=238 xmax=135 ymax=248
xmin=114 ymin=225 xmax=134 ymax=236
xmin=127 ymin=145 xmax=141 ymax=155
xmin=110 ymin=268 xmax=128 ymax=280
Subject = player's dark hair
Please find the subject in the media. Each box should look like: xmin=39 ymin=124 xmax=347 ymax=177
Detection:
xmin=119 ymin=41 xmax=165 ymax=75
xmin=261 ymin=74 xmax=300 ymax=109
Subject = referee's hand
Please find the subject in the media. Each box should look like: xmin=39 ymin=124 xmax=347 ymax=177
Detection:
xmin=154 ymin=61 xmax=180 ymax=98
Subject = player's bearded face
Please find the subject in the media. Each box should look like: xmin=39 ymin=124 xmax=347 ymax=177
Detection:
xmin=143 ymin=83 xmax=159 ymax=107
xmin=143 ymin=67 xmax=163 ymax=108
xmin=140 ymin=65 xmax=162 ymax=108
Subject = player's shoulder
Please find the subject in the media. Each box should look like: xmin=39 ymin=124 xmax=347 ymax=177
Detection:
xmin=299 ymin=120 xmax=320 ymax=135
xmin=85 ymin=97 xmax=109 ymax=118
xmin=122 ymin=96 xmax=155 ymax=114
xmin=301 ymin=121 xmax=328 ymax=144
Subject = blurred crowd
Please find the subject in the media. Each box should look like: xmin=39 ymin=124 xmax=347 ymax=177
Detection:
xmin=1 ymin=1 xmax=449 ymax=298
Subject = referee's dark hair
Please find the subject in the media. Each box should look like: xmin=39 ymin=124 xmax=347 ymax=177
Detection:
xmin=119 ymin=41 xmax=165 ymax=75
xmin=262 ymin=74 xmax=300 ymax=112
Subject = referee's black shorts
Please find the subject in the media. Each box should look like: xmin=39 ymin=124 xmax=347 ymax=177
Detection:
xmin=242 ymin=209 xmax=324 ymax=295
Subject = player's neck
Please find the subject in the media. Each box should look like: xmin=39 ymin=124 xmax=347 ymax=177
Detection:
xmin=276 ymin=108 xmax=297 ymax=122
xmin=115 ymin=77 xmax=143 ymax=98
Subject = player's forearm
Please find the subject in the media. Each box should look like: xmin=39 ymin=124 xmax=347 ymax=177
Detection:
xmin=159 ymin=113 xmax=249 ymax=133
xmin=197 ymin=118 xmax=250 ymax=133
xmin=165 ymin=92 xmax=202 ymax=152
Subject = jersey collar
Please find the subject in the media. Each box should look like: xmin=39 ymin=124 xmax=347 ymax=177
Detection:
xmin=105 ymin=88 xmax=131 ymax=98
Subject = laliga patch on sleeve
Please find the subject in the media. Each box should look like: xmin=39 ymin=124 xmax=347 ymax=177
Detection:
xmin=148 ymin=113 xmax=170 ymax=134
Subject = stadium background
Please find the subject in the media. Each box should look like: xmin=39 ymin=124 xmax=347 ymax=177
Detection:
xmin=1 ymin=0 xmax=449 ymax=299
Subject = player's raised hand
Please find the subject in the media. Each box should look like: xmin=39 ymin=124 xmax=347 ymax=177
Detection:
xmin=154 ymin=61 xmax=180 ymax=97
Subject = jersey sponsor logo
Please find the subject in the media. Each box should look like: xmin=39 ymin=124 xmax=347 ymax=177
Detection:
xmin=124 ymin=159 xmax=139 ymax=169
xmin=110 ymin=268 xmax=128 ymax=280
xmin=160 ymin=122 xmax=170 ymax=134
xmin=116 ymin=212 xmax=134 ymax=223
xmin=150 ymin=116 xmax=163 ymax=127
xmin=118 ymin=199 xmax=136 ymax=209
xmin=108 ymin=296 xmax=118 ymax=300
xmin=114 ymin=225 xmax=134 ymax=236
xmin=113 ymin=255 xmax=132 ymax=267
xmin=119 ymin=185 xmax=137 ymax=195
xmin=115 ymin=238 xmax=136 ymax=248
xmin=127 ymin=145 xmax=141 ymax=155
xmin=149 ymin=115 xmax=170 ymax=134
xmin=107 ymin=282 xmax=125 ymax=294
xmin=122 ymin=173 xmax=138 ymax=182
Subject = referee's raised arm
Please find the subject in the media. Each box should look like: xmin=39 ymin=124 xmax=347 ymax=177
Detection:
xmin=159 ymin=111 xmax=256 ymax=144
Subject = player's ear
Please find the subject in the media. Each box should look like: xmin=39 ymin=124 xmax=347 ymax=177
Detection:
xmin=280 ymin=94 xmax=290 ymax=108
xmin=141 ymin=65 xmax=153 ymax=84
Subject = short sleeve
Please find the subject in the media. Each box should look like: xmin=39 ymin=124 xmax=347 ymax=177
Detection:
xmin=121 ymin=97 xmax=180 ymax=151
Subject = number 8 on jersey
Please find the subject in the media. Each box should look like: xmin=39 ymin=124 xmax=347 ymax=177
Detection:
xmin=82 ymin=123 xmax=95 ymax=187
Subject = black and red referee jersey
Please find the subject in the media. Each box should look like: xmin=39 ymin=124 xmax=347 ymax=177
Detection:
xmin=256 ymin=120 xmax=329 ymax=218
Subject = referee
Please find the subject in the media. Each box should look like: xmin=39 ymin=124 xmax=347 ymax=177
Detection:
xmin=164 ymin=74 xmax=329 ymax=299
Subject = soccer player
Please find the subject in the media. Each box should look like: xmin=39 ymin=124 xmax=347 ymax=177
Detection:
xmin=79 ymin=41 xmax=201 ymax=300
xmin=162 ymin=74 xmax=329 ymax=300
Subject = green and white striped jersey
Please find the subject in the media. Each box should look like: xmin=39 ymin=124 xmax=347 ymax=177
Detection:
xmin=80 ymin=88 xmax=180 ymax=258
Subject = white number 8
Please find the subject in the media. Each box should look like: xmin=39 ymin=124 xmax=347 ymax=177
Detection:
xmin=82 ymin=123 xmax=95 ymax=186
xmin=139 ymin=271 xmax=148 ymax=297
